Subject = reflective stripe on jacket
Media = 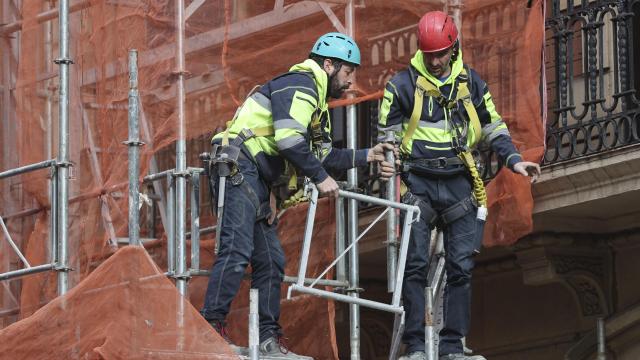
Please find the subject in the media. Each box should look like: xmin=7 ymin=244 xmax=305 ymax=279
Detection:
xmin=214 ymin=59 xmax=368 ymax=183
xmin=379 ymin=50 xmax=522 ymax=169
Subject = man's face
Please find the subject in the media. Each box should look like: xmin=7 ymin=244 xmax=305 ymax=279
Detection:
xmin=423 ymin=47 xmax=453 ymax=78
xmin=324 ymin=60 xmax=356 ymax=99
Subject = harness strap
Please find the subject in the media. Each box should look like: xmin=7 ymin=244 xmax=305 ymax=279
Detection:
xmin=455 ymin=79 xmax=481 ymax=145
xmin=439 ymin=196 xmax=477 ymax=225
xmin=400 ymin=190 xmax=476 ymax=226
xmin=224 ymin=126 xmax=274 ymax=147
xmin=404 ymin=156 xmax=463 ymax=170
xmin=219 ymin=70 xmax=322 ymax=202
xmin=214 ymin=128 xmax=274 ymax=220
xmin=401 ymin=191 xmax=438 ymax=225
xmin=401 ymin=67 xmax=482 ymax=151
xmin=400 ymin=66 xmax=488 ymax=208
xmin=401 ymin=76 xmax=429 ymax=152
xmin=458 ymin=151 xmax=487 ymax=207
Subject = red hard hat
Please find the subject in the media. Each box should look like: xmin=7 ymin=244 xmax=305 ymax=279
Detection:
xmin=417 ymin=11 xmax=458 ymax=53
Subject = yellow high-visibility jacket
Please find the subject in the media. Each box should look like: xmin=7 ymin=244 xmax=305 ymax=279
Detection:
xmin=214 ymin=59 xmax=368 ymax=184
xmin=378 ymin=50 xmax=522 ymax=169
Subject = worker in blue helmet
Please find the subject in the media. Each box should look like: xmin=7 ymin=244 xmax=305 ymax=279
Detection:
xmin=200 ymin=33 xmax=396 ymax=359
xmin=310 ymin=32 xmax=361 ymax=99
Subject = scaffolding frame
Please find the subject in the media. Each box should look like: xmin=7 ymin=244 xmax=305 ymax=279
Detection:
xmin=0 ymin=0 xmax=346 ymax=288
xmin=0 ymin=0 xmax=72 ymax=296
xmin=0 ymin=1 xmax=453 ymax=358
xmin=286 ymin=183 xmax=421 ymax=360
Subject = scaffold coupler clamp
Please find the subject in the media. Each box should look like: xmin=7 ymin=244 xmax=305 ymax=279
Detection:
xmin=380 ymin=130 xmax=400 ymax=174
xmin=378 ymin=130 xmax=400 ymax=145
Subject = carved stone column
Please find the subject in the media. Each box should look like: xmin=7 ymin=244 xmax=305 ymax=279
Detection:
xmin=515 ymin=233 xmax=614 ymax=318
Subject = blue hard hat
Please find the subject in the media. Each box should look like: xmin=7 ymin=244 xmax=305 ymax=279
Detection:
xmin=310 ymin=32 xmax=361 ymax=66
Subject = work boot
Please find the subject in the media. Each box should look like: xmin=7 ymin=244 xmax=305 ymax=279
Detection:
xmin=399 ymin=351 xmax=427 ymax=360
xmin=259 ymin=336 xmax=314 ymax=359
xmin=439 ymin=353 xmax=486 ymax=360
xmin=208 ymin=319 xmax=248 ymax=356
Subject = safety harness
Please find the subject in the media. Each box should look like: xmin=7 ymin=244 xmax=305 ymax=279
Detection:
xmin=208 ymin=69 xmax=328 ymax=214
xmin=209 ymin=127 xmax=274 ymax=220
xmin=400 ymin=66 xmax=488 ymax=227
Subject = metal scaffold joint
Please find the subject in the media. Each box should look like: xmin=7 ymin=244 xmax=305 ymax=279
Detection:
xmin=122 ymin=140 xmax=146 ymax=147
xmin=173 ymin=272 xmax=192 ymax=281
xmin=54 ymin=265 xmax=74 ymax=272
xmin=343 ymin=286 xmax=364 ymax=293
xmin=53 ymin=57 xmax=74 ymax=64
xmin=173 ymin=170 xmax=192 ymax=178
xmin=55 ymin=161 xmax=74 ymax=168
xmin=171 ymin=69 xmax=191 ymax=77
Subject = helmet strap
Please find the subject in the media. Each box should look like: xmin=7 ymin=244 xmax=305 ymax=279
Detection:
xmin=451 ymin=40 xmax=460 ymax=62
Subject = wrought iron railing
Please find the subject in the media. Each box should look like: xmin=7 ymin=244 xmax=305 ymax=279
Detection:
xmin=545 ymin=0 xmax=640 ymax=164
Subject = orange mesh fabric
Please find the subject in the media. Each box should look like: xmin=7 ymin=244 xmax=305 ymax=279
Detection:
xmin=1 ymin=0 xmax=545 ymax=349
xmin=0 ymin=246 xmax=238 ymax=360
xmin=465 ymin=0 xmax=546 ymax=247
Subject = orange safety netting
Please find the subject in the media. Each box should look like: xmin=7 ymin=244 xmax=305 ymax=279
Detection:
xmin=471 ymin=0 xmax=546 ymax=247
xmin=0 ymin=0 xmax=545 ymax=355
xmin=0 ymin=246 xmax=239 ymax=360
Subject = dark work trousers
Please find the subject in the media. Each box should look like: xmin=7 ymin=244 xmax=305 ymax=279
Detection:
xmin=401 ymin=171 xmax=478 ymax=356
xmin=200 ymin=158 xmax=285 ymax=342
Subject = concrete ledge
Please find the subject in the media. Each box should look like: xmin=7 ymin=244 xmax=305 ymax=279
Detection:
xmin=532 ymin=145 xmax=640 ymax=233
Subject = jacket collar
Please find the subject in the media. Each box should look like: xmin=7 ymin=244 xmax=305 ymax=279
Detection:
xmin=410 ymin=49 xmax=464 ymax=86
xmin=289 ymin=59 xmax=329 ymax=108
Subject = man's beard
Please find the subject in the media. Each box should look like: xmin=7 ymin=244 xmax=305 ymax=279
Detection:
xmin=328 ymin=76 xmax=348 ymax=99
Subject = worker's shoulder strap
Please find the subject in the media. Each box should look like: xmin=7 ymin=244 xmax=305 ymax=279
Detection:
xmin=401 ymin=67 xmax=441 ymax=150
xmin=222 ymin=122 xmax=275 ymax=146
xmin=400 ymin=66 xmax=480 ymax=150
xmin=221 ymin=86 xmax=280 ymax=146
xmin=222 ymin=122 xmax=274 ymax=146
xmin=456 ymin=66 xmax=481 ymax=143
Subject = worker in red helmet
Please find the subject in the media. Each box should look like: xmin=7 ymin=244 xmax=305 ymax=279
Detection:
xmin=379 ymin=11 xmax=540 ymax=360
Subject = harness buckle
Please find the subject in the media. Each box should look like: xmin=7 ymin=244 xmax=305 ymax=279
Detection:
xmin=239 ymin=128 xmax=255 ymax=140
xmin=435 ymin=157 xmax=448 ymax=168
xmin=230 ymin=172 xmax=244 ymax=186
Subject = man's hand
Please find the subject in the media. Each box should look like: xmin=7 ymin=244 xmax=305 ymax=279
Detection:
xmin=267 ymin=191 xmax=278 ymax=225
xmin=378 ymin=160 xmax=396 ymax=180
xmin=316 ymin=176 xmax=340 ymax=197
xmin=367 ymin=143 xmax=399 ymax=162
xmin=513 ymin=161 xmax=541 ymax=183
xmin=368 ymin=143 xmax=400 ymax=181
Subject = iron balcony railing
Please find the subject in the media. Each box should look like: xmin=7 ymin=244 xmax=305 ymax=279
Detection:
xmin=545 ymin=0 xmax=640 ymax=164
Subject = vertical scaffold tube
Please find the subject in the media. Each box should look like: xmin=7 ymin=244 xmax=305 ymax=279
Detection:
xmin=425 ymin=287 xmax=435 ymax=360
xmin=346 ymin=2 xmax=360 ymax=358
xmin=127 ymin=49 xmax=142 ymax=246
xmin=383 ymin=130 xmax=398 ymax=292
xmin=175 ymin=0 xmax=188 ymax=296
xmin=249 ymin=289 xmax=259 ymax=360
xmin=56 ymin=0 xmax=71 ymax=295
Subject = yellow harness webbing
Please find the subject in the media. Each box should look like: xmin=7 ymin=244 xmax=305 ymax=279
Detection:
xmin=401 ymin=68 xmax=487 ymax=207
